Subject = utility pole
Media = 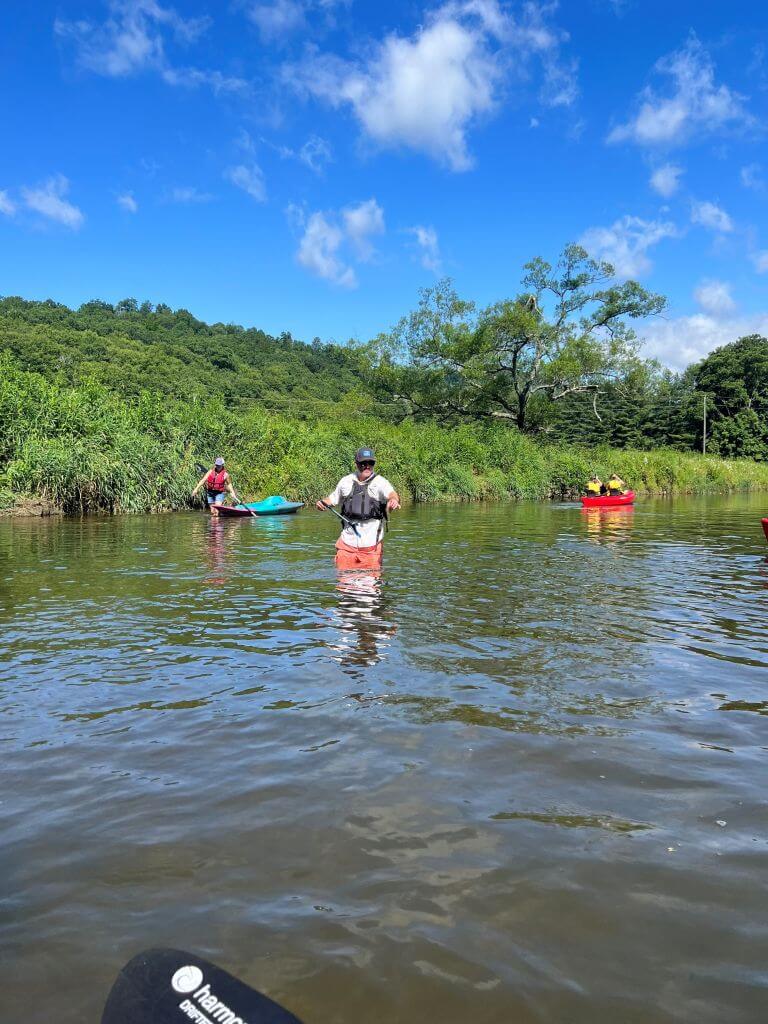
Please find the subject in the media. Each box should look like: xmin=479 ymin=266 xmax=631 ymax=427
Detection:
xmin=703 ymin=395 xmax=707 ymax=455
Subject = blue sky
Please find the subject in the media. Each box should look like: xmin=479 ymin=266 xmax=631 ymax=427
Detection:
xmin=0 ymin=0 xmax=766 ymax=368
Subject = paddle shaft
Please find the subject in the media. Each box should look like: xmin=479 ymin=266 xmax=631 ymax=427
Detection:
xmin=319 ymin=500 xmax=360 ymax=535
xmin=241 ymin=500 xmax=258 ymax=519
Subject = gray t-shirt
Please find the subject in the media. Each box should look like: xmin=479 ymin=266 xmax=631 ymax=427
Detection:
xmin=328 ymin=473 xmax=394 ymax=547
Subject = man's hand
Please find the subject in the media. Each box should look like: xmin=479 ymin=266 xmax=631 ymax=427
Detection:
xmin=316 ymin=499 xmax=329 ymax=511
xmin=386 ymin=495 xmax=401 ymax=511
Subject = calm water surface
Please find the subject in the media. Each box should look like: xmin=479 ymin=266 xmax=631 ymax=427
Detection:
xmin=1 ymin=496 xmax=767 ymax=1023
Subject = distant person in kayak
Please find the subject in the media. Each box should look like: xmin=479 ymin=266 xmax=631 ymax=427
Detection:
xmin=192 ymin=458 xmax=242 ymax=516
xmin=606 ymin=473 xmax=628 ymax=496
xmin=316 ymin=448 xmax=401 ymax=569
xmin=585 ymin=475 xmax=603 ymax=496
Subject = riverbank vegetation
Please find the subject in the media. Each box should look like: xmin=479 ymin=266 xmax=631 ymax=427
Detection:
xmin=1 ymin=245 xmax=767 ymax=514
xmin=3 ymin=357 xmax=768 ymax=515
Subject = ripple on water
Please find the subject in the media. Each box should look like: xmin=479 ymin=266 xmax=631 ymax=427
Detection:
xmin=1 ymin=497 xmax=768 ymax=1024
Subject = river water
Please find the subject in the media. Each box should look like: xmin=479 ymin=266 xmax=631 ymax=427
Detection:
xmin=1 ymin=495 xmax=767 ymax=1023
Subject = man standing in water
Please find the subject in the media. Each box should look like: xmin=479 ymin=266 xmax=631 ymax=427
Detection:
xmin=317 ymin=448 xmax=401 ymax=569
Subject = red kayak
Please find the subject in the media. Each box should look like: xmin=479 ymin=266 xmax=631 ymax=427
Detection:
xmin=762 ymin=518 xmax=768 ymax=542
xmin=581 ymin=491 xmax=636 ymax=508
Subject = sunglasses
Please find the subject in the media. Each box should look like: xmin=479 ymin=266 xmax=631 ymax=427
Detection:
xmin=356 ymin=461 xmax=375 ymax=469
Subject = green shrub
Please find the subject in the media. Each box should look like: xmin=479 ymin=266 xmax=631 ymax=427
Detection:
xmin=2 ymin=362 xmax=768 ymax=514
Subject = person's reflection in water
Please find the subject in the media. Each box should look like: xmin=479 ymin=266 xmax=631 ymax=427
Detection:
xmin=582 ymin=506 xmax=635 ymax=545
xmin=203 ymin=518 xmax=230 ymax=584
xmin=331 ymin=570 xmax=396 ymax=672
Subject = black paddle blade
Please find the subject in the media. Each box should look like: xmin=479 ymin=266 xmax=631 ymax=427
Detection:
xmin=101 ymin=948 xmax=304 ymax=1024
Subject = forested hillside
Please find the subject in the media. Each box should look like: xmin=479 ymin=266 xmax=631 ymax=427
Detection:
xmin=0 ymin=296 xmax=369 ymax=414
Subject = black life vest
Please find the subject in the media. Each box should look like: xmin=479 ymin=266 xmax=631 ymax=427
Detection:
xmin=340 ymin=475 xmax=386 ymax=522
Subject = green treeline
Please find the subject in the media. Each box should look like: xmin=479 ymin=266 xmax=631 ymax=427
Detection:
xmin=1 ymin=279 xmax=767 ymax=515
xmin=0 ymin=295 xmax=369 ymax=414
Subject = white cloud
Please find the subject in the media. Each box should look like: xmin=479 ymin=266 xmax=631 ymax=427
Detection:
xmin=161 ymin=67 xmax=249 ymax=94
xmin=541 ymin=55 xmax=579 ymax=108
xmin=296 ymin=211 xmax=357 ymax=288
xmin=296 ymin=135 xmax=332 ymax=172
xmin=342 ymin=199 xmax=385 ymax=261
xmin=751 ymin=250 xmax=768 ymax=273
xmin=408 ymin=225 xmax=442 ymax=272
xmin=296 ymin=22 xmax=496 ymax=171
xmin=169 ymin=186 xmax=214 ymax=203
xmin=55 ymin=1 xmax=243 ymax=96
xmin=55 ymin=0 xmax=208 ymax=77
xmin=289 ymin=196 xmax=386 ymax=286
xmin=691 ymin=199 xmax=733 ymax=233
xmin=649 ymin=163 xmax=683 ymax=198
xmin=740 ymin=163 xmax=765 ymax=192
xmin=225 ymin=164 xmax=267 ymax=202
xmin=288 ymin=0 xmax=575 ymax=171
xmin=641 ymin=312 xmax=768 ymax=369
xmin=579 ymin=215 xmax=677 ymax=278
xmin=0 ymin=190 xmax=16 ymax=216
xmin=117 ymin=191 xmax=138 ymax=212
xmin=608 ymin=35 xmax=752 ymax=147
xmin=21 ymin=175 xmax=84 ymax=229
xmin=270 ymin=134 xmax=333 ymax=173
xmin=694 ymin=279 xmax=735 ymax=316
xmin=248 ymin=0 xmax=306 ymax=41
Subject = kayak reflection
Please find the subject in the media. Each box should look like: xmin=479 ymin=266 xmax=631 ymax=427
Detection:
xmin=329 ymin=570 xmax=397 ymax=671
xmin=581 ymin=505 xmax=635 ymax=544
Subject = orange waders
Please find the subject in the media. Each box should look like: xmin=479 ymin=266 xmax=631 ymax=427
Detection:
xmin=334 ymin=538 xmax=383 ymax=570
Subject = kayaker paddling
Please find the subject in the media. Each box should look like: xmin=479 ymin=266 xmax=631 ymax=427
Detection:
xmin=607 ymin=472 xmax=628 ymax=496
xmin=317 ymin=448 xmax=400 ymax=569
xmin=191 ymin=458 xmax=243 ymax=516
xmin=585 ymin=474 xmax=603 ymax=496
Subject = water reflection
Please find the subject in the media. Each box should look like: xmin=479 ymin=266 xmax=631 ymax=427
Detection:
xmin=203 ymin=519 xmax=230 ymax=584
xmin=3 ymin=497 xmax=768 ymax=1024
xmin=256 ymin=515 xmax=291 ymax=535
xmin=581 ymin=505 xmax=635 ymax=544
xmin=328 ymin=570 xmax=396 ymax=672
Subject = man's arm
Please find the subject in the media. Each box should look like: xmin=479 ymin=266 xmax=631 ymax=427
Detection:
xmin=376 ymin=477 xmax=400 ymax=511
xmin=316 ymin=481 xmax=343 ymax=511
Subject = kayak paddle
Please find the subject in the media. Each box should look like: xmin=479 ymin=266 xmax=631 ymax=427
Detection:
xmin=234 ymin=495 xmax=258 ymax=519
xmin=101 ymin=948 xmax=303 ymax=1024
xmin=318 ymin=500 xmax=360 ymax=537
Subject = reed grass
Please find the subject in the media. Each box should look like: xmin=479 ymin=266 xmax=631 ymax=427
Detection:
xmin=2 ymin=360 xmax=768 ymax=514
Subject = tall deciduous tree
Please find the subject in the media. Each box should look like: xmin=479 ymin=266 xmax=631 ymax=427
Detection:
xmin=693 ymin=334 xmax=768 ymax=460
xmin=373 ymin=245 xmax=666 ymax=431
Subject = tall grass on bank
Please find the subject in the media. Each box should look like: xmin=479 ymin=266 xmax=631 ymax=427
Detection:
xmin=2 ymin=359 xmax=768 ymax=514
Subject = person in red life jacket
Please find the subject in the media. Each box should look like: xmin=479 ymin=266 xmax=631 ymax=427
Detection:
xmin=316 ymin=448 xmax=401 ymax=570
xmin=192 ymin=457 xmax=242 ymax=516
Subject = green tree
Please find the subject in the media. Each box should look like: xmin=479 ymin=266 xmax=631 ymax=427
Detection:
xmin=693 ymin=335 xmax=768 ymax=460
xmin=372 ymin=245 xmax=665 ymax=431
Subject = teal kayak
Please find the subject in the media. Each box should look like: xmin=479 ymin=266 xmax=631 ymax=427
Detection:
xmin=217 ymin=496 xmax=304 ymax=517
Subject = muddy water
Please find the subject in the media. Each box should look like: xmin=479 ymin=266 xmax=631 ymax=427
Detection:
xmin=1 ymin=495 xmax=767 ymax=1023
